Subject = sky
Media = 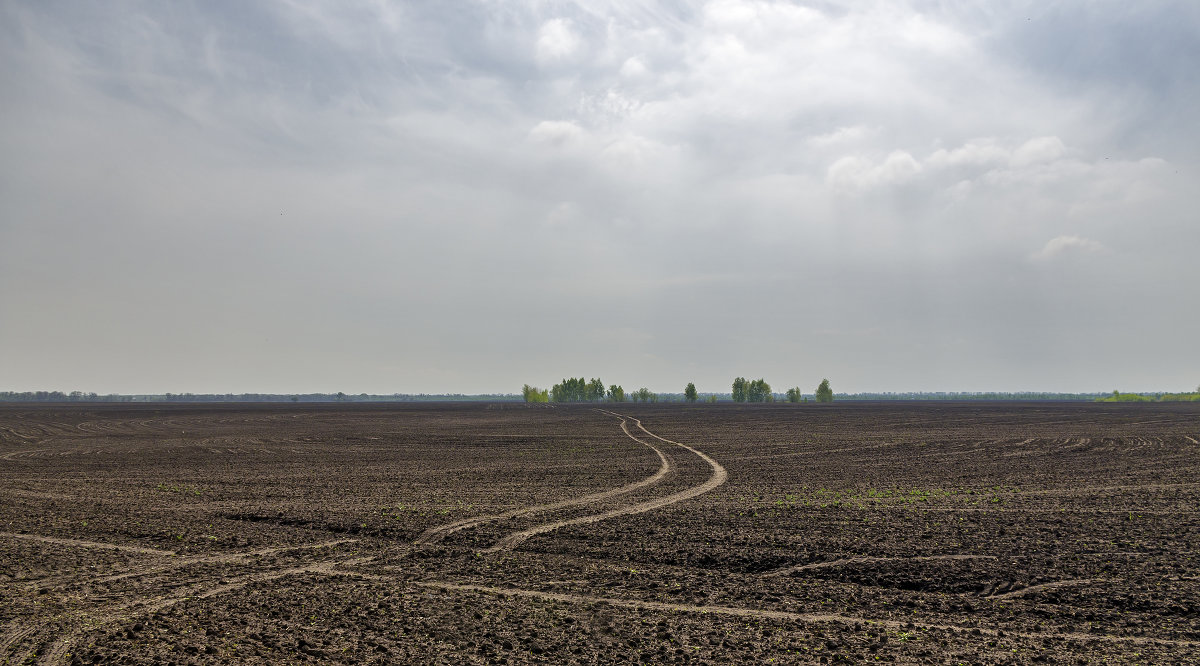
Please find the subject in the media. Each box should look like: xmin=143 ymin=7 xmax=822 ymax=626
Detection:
xmin=2 ymin=1 xmax=1198 ymax=395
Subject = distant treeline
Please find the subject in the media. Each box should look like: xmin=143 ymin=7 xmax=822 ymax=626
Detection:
xmin=7 ymin=390 xmax=1195 ymax=404
xmin=524 ymin=376 xmax=831 ymax=404
xmin=1095 ymin=391 xmax=1200 ymax=403
xmin=521 ymin=381 xmax=1128 ymax=404
xmin=524 ymin=379 xmax=641 ymax=403
xmin=837 ymin=392 xmax=1110 ymax=401
xmin=0 ymin=391 xmax=522 ymax=403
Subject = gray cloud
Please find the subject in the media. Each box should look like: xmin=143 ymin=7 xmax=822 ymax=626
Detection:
xmin=2 ymin=1 xmax=1197 ymax=394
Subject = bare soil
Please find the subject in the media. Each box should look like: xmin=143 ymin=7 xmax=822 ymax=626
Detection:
xmin=2 ymin=401 xmax=1199 ymax=664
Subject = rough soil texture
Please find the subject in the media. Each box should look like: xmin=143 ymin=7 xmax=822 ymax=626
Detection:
xmin=2 ymin=401 xmax=1199 ymax=664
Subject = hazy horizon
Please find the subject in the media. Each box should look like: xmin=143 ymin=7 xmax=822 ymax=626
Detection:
xmin=3 ymin=2 xmax=1197 ymax=395
xmin=0 ymin=385 xmax=1181 ymax=399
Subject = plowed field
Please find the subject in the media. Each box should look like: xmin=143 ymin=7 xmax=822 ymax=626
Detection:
xmin=2 ymin=402 xmax=1199 ymax=664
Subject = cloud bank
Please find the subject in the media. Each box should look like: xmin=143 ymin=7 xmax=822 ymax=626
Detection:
xmin=1 ymin=1 xmax=1197 ymax=393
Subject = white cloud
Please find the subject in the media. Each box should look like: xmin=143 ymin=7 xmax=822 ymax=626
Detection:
xmin=808 ymin=125 xmax=876 ymax=147
xmin=536 ymin=18 xmax=580 ymax=64
xmin=619 ymin=56 xmax=648 ymax=79
xmin=528 ymin=120 xmax=585 ymax=146
xmin=2 ymin=1 xmax=1197 ymax=393
xmin=1031 ymin=235 xmax=1110 ymax=262
xmin=1011 ymin=136 xmax=1068 ymax=167
xmin=599 ymin=132 xmax=677 ymax=172
xmin=927 ymin=139 xmax=1010 ymax=168
xmin=545 ymin=201 xmax=582 ymax=227
xmin=897 ymin=13 xmax=970 ymax=55
xmin=827 ymin=151 xmax=922 ymax=191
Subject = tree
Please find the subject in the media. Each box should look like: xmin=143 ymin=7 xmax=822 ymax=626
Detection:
xmin=684 ymin=382 xmax=698 ymax=403
xmin=544 ymin=377 xmax=611 ymax=402
xmin=522 ymin=384 xmax=549 ymax=403
xmin=607 ymin=384 xmax=625 ymax=402
xmin=747 ymin=378 xmax=771 ymax=403
xmin=785 ymin=387 xmax=802 ymax=403
xmin=551 ymin=377 xmax=587 ymax=402
xmin=732 ymin=377 xmax=748 ymax=403
xmin=816 ymin=378 xmax=833 ymax=403
xmin=633 ymin=387 xmax=655 ymax=403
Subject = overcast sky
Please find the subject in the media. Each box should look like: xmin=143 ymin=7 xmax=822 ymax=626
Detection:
xmin=2 ymin=1 xmax=1197 ymax=395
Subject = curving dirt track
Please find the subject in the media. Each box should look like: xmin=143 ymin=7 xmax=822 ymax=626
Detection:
xmin=0 ymin=532 xmax=177 ymax=556
xmin=415 ymin=581 xmax=1200 ymax=649
xmin=3 ymin=401 xmax=1200 ymax=663
xmin=763 ymin=553 xmax=997 ymax=578
xmin=413 ymin=413 xmax=673 ymax=548
xmin=483 ymin=411 xmax=727 ymax=552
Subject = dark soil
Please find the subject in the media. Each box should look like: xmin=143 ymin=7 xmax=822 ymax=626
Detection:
xmin=2 ymin=401 xmax=1198 ymax=663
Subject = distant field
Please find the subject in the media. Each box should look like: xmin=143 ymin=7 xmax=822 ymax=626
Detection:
xmin=2 ymin=402 xmax=1199 ymax=663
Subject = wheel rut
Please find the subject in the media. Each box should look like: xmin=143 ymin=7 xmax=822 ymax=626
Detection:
xmin=416 ymin=581 xmax=1200 ymax=648
xmin=0 ymin=532 xmax=177 ymax=556
xmin=22 ymin=538 xmax=361 ymax=592
xmin=1 ymin=539 xmax=367 ymax=663
xmin=410 ymin=410 xmax=726 ymax=553
xmin=985 ymin=578 xmax=1108 ymax=600
xmin=412 ymin=415 xmax=671 ymax=547
xmin=764 ymin=554 xmax=997 ymax=578
xmin=483 ymin=410 xmax=727 ymax=552
xmin=34 ymin=557 xmax=384 ymax=666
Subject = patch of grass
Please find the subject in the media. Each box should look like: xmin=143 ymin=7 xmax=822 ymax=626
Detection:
xmin=157 ymin=482 xmax=202 ymax=496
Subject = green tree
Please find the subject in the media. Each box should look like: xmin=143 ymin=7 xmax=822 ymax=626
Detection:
xmin=586 ymin=378 xmax=606 ymax=402
xmin=551 ymin=377 xmax=589 ymax=402
xmin=747 ymin=378 xmax=771 ymax=403
xmin=522 ymin=384 xmax=549 ymax=403
xmin=684 ymin=382 xmax=698 ymax=403
xmin=607 ymin=384 xmax=625 ymax=402
xmin=815 ymin=378 xmax=833 ymax=403
xmin=732 ymin=377 xmax=748 ymax=403
xmin=633 ymin=387 xmax=655 ymax=403
xmin=785 ymin=387 xmax=801 ymax=403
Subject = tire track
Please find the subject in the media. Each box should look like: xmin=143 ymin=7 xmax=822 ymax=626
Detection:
xmin=36 ymin=557 xmax=383 ymax=666
xmin=412 ymin=416 xmax=671 ymax=547
xmin=0 ymin=532 xmax=176 ymax=556
xmin=6 ymin=545 xmax=372 ymax=664
xmin=22 ymin=538 xmax=360 ymax=591
xmin=416 ymin=582 xmax=1200 ymax=648
xmin=483 ymin=410 xmax=727 ymax=552
xmin=764 ymin=554 xmax=997 ymax=578
xmin=0 ymin=448 xmax=50 ymax=461
xmin=0 ymin=489 xmax=77 ymax=501
xmin=985 ymin=578 xmax=1108 ymax=600
xmin=1020 ymin=481 xmax=1200 ymax=496
xmin=0 ymin=625 xmax=38 ymax=664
